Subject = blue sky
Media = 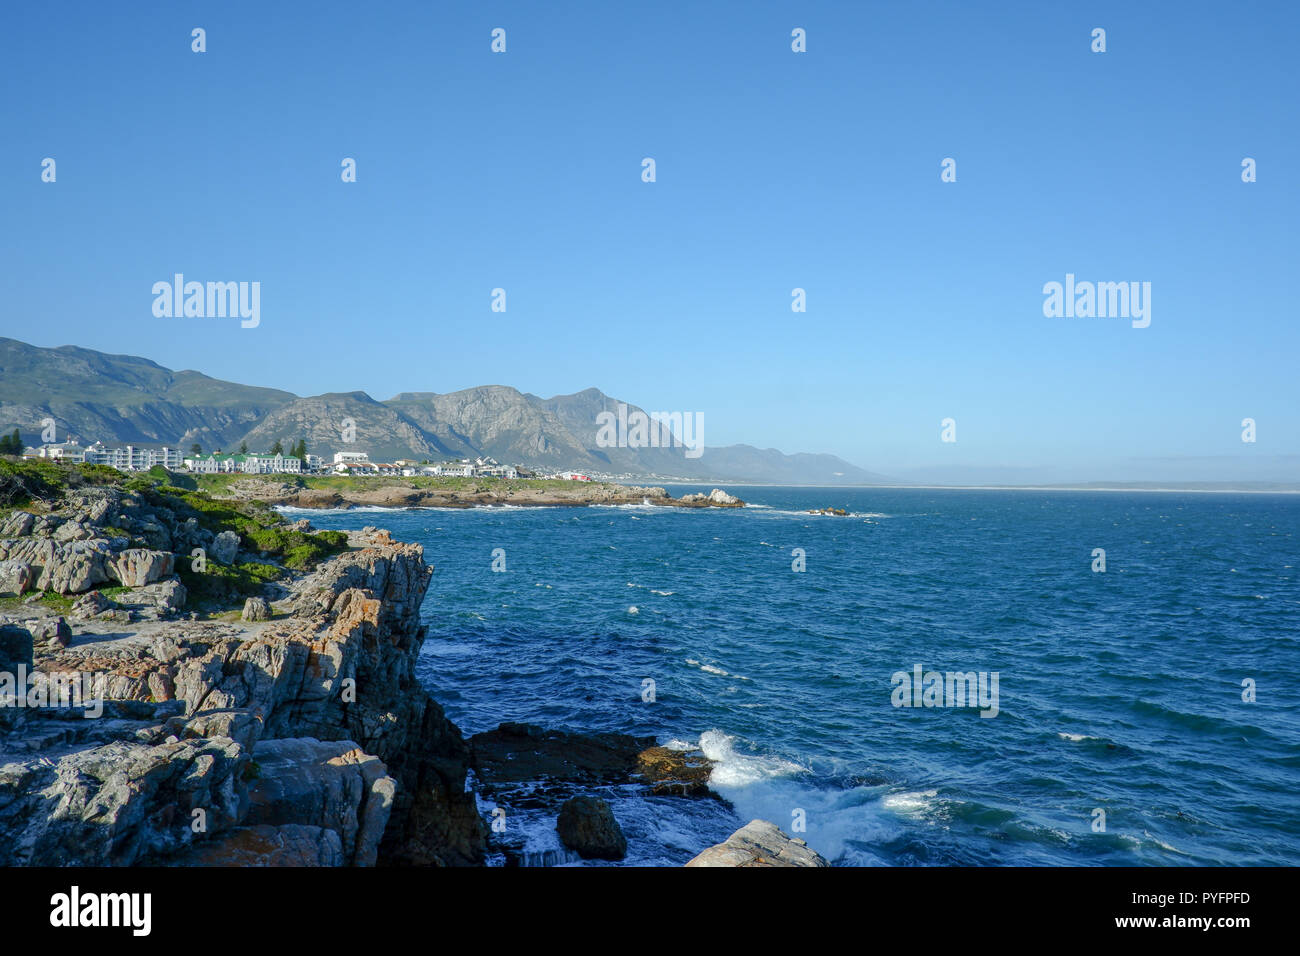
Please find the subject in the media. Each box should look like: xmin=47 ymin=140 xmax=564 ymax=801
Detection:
xmin=3 ymin=1 xmax=1297 ymax=482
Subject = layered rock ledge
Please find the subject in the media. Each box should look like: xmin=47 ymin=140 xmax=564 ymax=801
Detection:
xmin=686 ymin=820 xmax=830 ymax=867
xmin=0 ymin=527 xmax=485 ymax=866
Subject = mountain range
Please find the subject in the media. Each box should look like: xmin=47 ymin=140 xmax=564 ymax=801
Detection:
xmin=0 ymin=338 xmax=886 ymax=484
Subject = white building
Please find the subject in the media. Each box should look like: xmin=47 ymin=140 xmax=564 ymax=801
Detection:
xmin=433 ymin=462 xmax=473 ymax=477
xmin=184 ymin=452 xmax=301 ymax=474
xmin=36 ymin=442 xmax=87 ymax=462
xmin=333 ymin=451 xmax=371 ymax=465
xmin=241 ymin=453 xmax=302 ymax=474
xmin=85 ymin=442 xmax=184 ymax=471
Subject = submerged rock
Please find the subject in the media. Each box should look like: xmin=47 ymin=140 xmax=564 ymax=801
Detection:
xmin=636 ymin=745 xmax=715 ymax=797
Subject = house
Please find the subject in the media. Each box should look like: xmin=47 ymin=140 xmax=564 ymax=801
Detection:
xmin=35 ymin=442 xmax=87 ymax=463
xmin=333 ymin=451 xmax=371 ymax=465
xmin=433 ymin=462 xmax=473 ymax=477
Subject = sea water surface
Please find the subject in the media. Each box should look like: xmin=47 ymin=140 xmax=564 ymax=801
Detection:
xmin=298 ymin=487 xmax=1300 ymax=866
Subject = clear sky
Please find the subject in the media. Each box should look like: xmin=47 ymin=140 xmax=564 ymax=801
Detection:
xmin=3 ymin=1 xmax=1297 ymax=483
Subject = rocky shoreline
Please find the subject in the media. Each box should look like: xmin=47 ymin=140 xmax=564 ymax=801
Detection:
xmin=0 ymin=465 xmax=817 ymax=867
xmin=207 ymin=477 xmax=745 ymax=511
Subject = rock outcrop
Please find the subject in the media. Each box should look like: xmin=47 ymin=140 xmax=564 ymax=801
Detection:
xmin=685 ymin=820 xmax=830 ymax=867
xmin=0 ymin=532 xmax=486 ymax=867
xmin=556 ymin=795 xmax=626 ymax=861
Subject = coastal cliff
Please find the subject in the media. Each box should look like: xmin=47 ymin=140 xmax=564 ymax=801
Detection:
xmin=0 ymin=460 xmax=486 ymax=865
xmin=0 ymin=525 xmax=486 ymax=865
xmin=0 ymin=459 xmax=742 ymax=866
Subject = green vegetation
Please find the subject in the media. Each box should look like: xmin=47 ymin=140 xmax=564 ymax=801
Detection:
xmin=2 ymin=461 xmax=351 ymax=611
xmin=1 ymin=457 xmax=76 ymax=508
xmin=192 ymin=472 xmax=611 ymax=497
xmin=0 ymin=429 xmax=22 ymax=455
xmin=0 ymin=590 xmax=75 ymax=614
xmin=177 ymin=557 xmax=285 ymax=608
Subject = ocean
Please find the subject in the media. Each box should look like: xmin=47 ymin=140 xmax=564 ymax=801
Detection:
xmin=296 ymin=486 xmax=1300 ymax=866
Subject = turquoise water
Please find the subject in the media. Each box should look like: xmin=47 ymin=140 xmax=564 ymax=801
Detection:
xmin=299 ymin=487 xmax=1300 ymax=866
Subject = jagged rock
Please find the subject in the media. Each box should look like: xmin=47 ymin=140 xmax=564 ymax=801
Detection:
xmin=0 ymin=512 xmax=35 ymax=537
xmin=0 ymin=529 xmax=485 ymax=868
xmin=30 ymin=514 xmax=62 ymax=536
xmin=556 ymin=796 xmax=627 ymax=860
xmin=26 ymin=616 xmax=71 ymax=649
xmin=70 ymin=589 xmax=113 ymax=618
xmin=0 ymin=538 xmax=113 ymax=594
xmin=135 ymin=519 xmax=172 ymax=551
xmin=686 ymin=820 xmax=830 ymax=867
xmin=470 ymin=722 xmax=654 ymax=787
xmin=0 ymin=736 xmax=248 ymax=866
xmin=292 ymin=518 xmax=314 ymax=533
xmin=211 ymin=530 xmax=240 ymax=565
xmin=679 ymin=488 xmax=743 ymax=506
xmin=636 ymin=745 xmax=715 ymax=797
xmin=52 ymin=520 xmax=94 ymax=543
xmin=241 ymin=596 xmax=271 ymax=622
xmin=125 ymin=578 xmax=187 ymax=612
xmin=241 ymin=738 xmax=396 ymax=867
xmin=106 ymin=549 xmax=174 ymax=588
xmin=0 ymin=560 xmax=31 ymax=597
xmin=171 ymin=824 xmax=345 ymax=866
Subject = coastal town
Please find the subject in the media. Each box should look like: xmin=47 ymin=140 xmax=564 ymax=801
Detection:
xmin=14 ymin=438 xmax=597 ymax=482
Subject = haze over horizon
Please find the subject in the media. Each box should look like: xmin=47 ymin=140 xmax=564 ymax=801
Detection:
xmin=3 ymin=1 xmax=1297 ymax=483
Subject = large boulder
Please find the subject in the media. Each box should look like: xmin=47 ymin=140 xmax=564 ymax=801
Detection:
xmin=25 ymin=616 xmax=71 ymax=650
xmin=0 ymin=622 xmax=33 ymax=671
xmin=0 ymin=538 xmax=112 ymax=594
xmin=0 ymin=560 xmax=31 ymax=597
xmin=129 ymin=578 xmax=188 ymax=612
xmin=210 ymin=530 xmax=240 ymax=565
xmin=556 ymin=796 xmax=627 ymax=860
xmin=0 ymin=737 xmax=248 ymax=866
xmin=686 ymin=820 xmax=830 ymax=867
xmin=241 ymin=738 xmax=396 ymax=867
xmin=0 ymin=511 xmax=35 ymax=538
xmin=70 ymin=589 xmax=113 ymax=618
xmin=241 ymin=596 xmax=271 ymax=621
xmin=106 ymin=549 xmax=175 ymax=588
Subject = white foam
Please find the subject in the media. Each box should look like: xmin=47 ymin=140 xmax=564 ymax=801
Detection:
xmin=881 ymin=789 xmax=939 ymax=817
xmin=694 ymin=729 xmax=895 ymax=864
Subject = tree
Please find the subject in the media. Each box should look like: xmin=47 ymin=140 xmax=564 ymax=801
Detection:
xmin=239 ymin=441 xmax=248 ymax=455
xmin=190 ymin=443 xmax=202 ymax=457
xmin=270 ymin=439 xmax=284 ymax=455
xmin=292 ymin=439 xmax=307 ymax=460
xmin=0 ymin=429 xmax=21 ymax=455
